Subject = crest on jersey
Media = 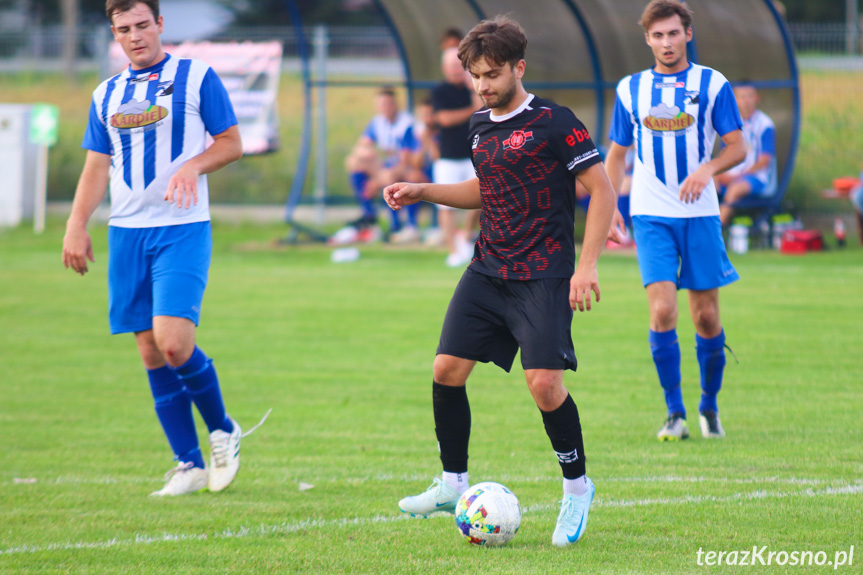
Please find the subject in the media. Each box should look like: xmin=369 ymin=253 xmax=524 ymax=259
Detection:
xmin=155 ymin=81 xmax=174 ymax=97
xmin=110 ymin=98 xmax=168 ymax=130
xmin=644 ymin=102 xmax=694 ymax=134
xmin=503 ymin=130 xmax=534 ymax=150
xmin=684 ymin=90 xmax=700 ymax=105
xmin=472 ymin=134 xmax=480 ymax=149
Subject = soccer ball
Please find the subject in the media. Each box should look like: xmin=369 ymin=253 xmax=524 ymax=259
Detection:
xmin=455 ymin=482 xmax=521 ymax=546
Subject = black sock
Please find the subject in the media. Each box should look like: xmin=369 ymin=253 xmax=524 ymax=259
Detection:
xmin=540 ymin=393 xmax=586 ymax=479
xmin=433 ymin=381 xmax=470 ymax=473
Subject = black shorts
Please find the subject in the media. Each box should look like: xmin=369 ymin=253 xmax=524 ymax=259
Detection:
xmin=437 ymin=268 xmax=578 ymax=373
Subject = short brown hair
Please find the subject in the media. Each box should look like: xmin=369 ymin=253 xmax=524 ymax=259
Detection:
xmin=639 ymin=0 xmax=693 ymax=32
xmin=106 ymin=0 xmax=159 ymax=24
xmin=377 ymin=86 xmax=396 ymax=99
xmin=439 ymin=28 xmax=464 ymax=45
xmin=457 ymin=15 xmax=527 ymax=71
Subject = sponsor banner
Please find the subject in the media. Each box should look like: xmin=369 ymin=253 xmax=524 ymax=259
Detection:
xmin=110 ymin=41 xmax=282 ymax=155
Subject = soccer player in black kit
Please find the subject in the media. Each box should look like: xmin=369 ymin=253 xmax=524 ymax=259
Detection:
xmin=384 ymin=16 xmax=617 ymax=547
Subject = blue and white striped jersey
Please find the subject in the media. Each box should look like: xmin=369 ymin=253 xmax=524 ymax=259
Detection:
xmin=609 ymin=63 xmax=742 ymax=218
xmin=82 ymin=54 xmax=238 ymax=228
xmin=726 ymin=109 xmax=776 ymax=194
xmin=362 ymin=111 xmax=418 ymax=160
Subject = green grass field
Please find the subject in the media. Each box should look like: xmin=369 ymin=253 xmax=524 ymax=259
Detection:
xmin=1 ymin=220 xmax=861 ymax=574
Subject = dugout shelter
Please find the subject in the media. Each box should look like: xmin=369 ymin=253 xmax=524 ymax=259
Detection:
xmin=285 ymin=0 xmax=798 ymax=226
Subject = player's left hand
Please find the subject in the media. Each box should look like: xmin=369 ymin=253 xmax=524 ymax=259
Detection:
xmin=165 ymin=165 xmax=200 ymax=209
xmin=679 ymin=165 xmax=713 ymax=204
xmin=570 ymin=266 xmax=600 ymax=312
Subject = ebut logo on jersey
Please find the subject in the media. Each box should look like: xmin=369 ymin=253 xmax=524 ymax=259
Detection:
xmin=110 ymin=98 xmax=168 ymax=131
xmin=644 ymin=102 xmax=694 ymax=135
xmin=503 ymin=130 xmax=534 ymax=150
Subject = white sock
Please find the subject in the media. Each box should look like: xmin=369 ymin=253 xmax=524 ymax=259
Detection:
xmin=564 ymin=475 xmax=590 ymax=497
xmin=442 ymin=471 xmax=469 ymax=492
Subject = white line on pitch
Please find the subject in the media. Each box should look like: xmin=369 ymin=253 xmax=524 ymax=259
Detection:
xmin=1 ymin=483 xmax=860 ymax=556
xmin=2 ymin=474 xmax=851 ymax=487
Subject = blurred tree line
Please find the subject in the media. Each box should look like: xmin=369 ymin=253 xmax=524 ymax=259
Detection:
xmin=1 ymin=0 xmax=858 ymax=25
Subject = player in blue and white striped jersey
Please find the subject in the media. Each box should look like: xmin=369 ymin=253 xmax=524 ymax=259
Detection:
xmin=716 ymin=85 xmax=777 ymax=226
xmin=605 ymin=0 xmax=747 ymax=442
xmin=62 ymin=0 xmax=246 ymax=496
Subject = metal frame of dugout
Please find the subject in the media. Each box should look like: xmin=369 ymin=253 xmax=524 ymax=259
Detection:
xmin=282 ymin=0 xmax=799 ymax=243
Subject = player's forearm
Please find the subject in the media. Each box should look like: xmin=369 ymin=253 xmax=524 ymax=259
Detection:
xmin=707 ymin=134 xmax=747 ymax=177
xmin=435 ymin=107 xmax=476 ymax=127
xmin=67 ymin=154 xmax=110 ymax=229
xmin=604 ymin=143 xmax=629 ymax=195
xmin=421 ymin=178 xmax=481 ymax=209
xmin=580 ymin=184 xmax=616 ymax=267
xmin=185 ymin=126 xmax=243 ymax=176
xmin=743 ymin=154 xmax=773 ymax=175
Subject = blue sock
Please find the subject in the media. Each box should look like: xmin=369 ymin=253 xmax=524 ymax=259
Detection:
xmin=389 ymin=207 xmax=402 ymax=232
xmin=696 ymin=329 xmax=726 ymax=413
xmin=147 ymin=366 xmax=205 ymax=469
xmin=649 ymin=329 xmax=685 ymax=417
xmin=406 ymin=203 xmax=420 ymax=227
xmin=350 ymin=172 xmax=376 ymax=219
xmin=172 ymin=347 xmax=233 ymax=434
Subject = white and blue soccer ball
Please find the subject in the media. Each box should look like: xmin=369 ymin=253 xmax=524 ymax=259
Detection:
xmin=455 ymin=482 xmax=521 ymax=546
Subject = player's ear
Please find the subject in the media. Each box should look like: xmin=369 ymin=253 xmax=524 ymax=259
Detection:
xmin=514 ymin=59 xmax=526 ymax=80
xmin=157 ymin=14 xmax=164 ymax=34
xmin=685 ymin=26 xmax=693 ymax=42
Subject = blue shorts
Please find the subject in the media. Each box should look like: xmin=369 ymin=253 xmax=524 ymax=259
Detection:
xmin=632 ymin=215 xmax=739 ymax=291
xmin=720 ymin=174 xmax=767 ymax=198
xmin=107 ymin=222 xmax=211 ymax=334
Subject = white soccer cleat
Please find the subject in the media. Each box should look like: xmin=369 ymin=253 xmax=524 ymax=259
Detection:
xmin=208 ymin=417 xmax=241 ymax=492
xmin=445 ymin=252 xmax=471 ymax=268
xmin=552 ymin=477 xmax=596 ymax=547
xmin=699 ymin=411 xmax=726 ymax=438
xmin=398 ymin=477 xmax=462 ymax=517
xmin=150 ymin=461 xmax=209 ymax=497
xmin=657 ymin=414 xmax=690 ymax=441
xmin=390 ymin=225 xmax=420 ymax=244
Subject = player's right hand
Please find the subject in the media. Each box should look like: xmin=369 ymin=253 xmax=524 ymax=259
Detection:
xmin=383 ymin=182 xmax=423 ymax=211
xmin=62 ymin=225 xmax=95 ymax=276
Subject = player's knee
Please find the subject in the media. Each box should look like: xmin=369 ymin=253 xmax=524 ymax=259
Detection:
xmin=433 ymin=355 xmax=467 ymax=386
xmin=724 ymin=182 xmax=751 ymax=204
xmin=156 ymin=338 xmax=194 ymax=367
xmin=526 ymin=373 xmax=566 ymax=411
xmin=650 ymin=299 xmax=678 ymax=326
xmin=527 ymin=374 xmax=559 ymax=397
xmin=692 ymin=306 xmax=720 ymax=334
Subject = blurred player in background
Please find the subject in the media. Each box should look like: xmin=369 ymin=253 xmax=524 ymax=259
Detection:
xmin=62 ymin=0 xmax=248 ymax=496
xmin=716 ymin=84 xmax=777 ymax=226
xmin=439 ymin=27 xmax=464 ymax=51
xmin=339 ymin=87 xmax=424 ymax=244
xmin=432 ymin=47 xmax=483 ymax=266
xmin=390 ymin=96 xmax=440 ymax=244
xmin=386 ymin=16 xmax=618 ymax=547
xmin=605 ymin=0 xmax=746 ymax=441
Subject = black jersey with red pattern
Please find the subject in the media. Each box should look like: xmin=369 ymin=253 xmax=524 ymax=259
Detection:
xmin=468 ymin=94 xmax=601 ymax=280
